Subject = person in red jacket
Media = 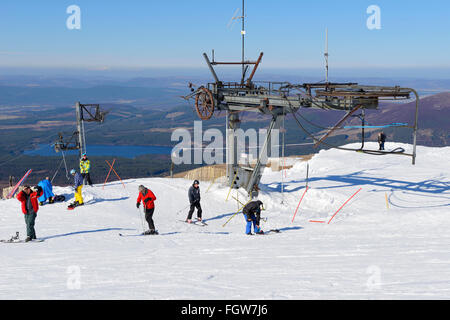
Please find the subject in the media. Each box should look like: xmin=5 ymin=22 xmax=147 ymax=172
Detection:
xmin=16 ymin=185 xmax=43 ymax=242
xmin=136 ymin=185 xmax=158 ymax=235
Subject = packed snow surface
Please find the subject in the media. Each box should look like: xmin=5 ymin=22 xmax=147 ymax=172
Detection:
xmin=1 ymin=143 xmax=449 ymax=299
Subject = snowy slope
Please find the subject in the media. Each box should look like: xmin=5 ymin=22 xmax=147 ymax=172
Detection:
xmin=1 ymin=142 xmax=449 ymax=299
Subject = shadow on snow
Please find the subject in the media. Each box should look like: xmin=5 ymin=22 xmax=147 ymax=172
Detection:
xmin=41 ymin=228 xmax=134 ymax=240
xmin=262 ymin=169 xmax=450 ymax=196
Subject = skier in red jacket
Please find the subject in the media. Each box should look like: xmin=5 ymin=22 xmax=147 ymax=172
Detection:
xmin=136 ymin=185 xmax=158 ymax=235
xmin=16 ymin=185 xmax=43 ymax=242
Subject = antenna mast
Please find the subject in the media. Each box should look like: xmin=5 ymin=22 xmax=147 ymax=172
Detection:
xmin=241 ymin=0 xmax=245 ymax=79
xmin=324 ymin=28 xmax=329 ymax=82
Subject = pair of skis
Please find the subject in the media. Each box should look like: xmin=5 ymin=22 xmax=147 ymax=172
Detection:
xmin=249 ymin=229 xmax=280 ymax=236
xmin=0 ymin=232 xmax=44 ymax=243
xmin=119 ymin=219 xmax=208 ymax=237
xmin=179 ymin=219 xmax=208 ymax=227
xmin=119 ymin=231 xmax=159 ymax=237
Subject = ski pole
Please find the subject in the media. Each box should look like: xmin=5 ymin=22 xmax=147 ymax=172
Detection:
xmin=205 ymin=176 xmax=218 ymax=194
xmin=137 ymin=207 xmax=146 ymax=234
xmin=232 ymin=195 xmax=245 ymax=207
xmin=222 ymin=199 xmax=252 ymax=227
xmin=175 ymin=204 xmax=191 ymax=216
xmin=225 ymin=172 xmax=238 ymax=201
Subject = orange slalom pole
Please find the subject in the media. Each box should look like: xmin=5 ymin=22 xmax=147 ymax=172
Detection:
xmin=106 ymin=159 xmax=125 ymax=189
xmin=385 ymin=192 xmax=389 ymax=210
xmin=292 ymin=186 xmax=308 ymax=223
xmin=327 ymin=188 xmax=362 ymax=224
xmin=103 ymin=159 xmax=116 ymax=189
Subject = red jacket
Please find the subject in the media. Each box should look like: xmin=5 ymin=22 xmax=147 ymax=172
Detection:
xmin=137 ymin=188 xmax=157 ymax=210
xmin=17 ymin=190 xmax=42 ymax=215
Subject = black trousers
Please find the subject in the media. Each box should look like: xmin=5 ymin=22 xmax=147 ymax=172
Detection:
xmin=379 ymin=142 xmax=385 ymax=150
xmin=187 ymin=202 xmax=202 ymax=220
xmin=145 ymin=208 xmax=155 ymax=230
xmin=82 ymin=173 xmax=93 ymax=185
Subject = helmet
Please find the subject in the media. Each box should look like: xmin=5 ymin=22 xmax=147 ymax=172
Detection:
xmin=70 ymin=169 xmax=76 ymax=175
xmin=193 ymin=180 xmax=199 ymax=185
xmin=138 ymin=185 xmax=146 ymax=192
xmin=81 ymin=153 xmax=87 ymax=157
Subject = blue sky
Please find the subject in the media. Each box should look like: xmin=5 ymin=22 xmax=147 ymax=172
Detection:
xmin=0 ymin=0 xmax=448 ymax=72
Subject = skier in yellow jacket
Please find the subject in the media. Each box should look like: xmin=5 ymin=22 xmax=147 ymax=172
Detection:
xmin=79 ymin=153 xmax=93 ymax=186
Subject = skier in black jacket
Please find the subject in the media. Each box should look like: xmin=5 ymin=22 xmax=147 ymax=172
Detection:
xmin=186 ymin=180 xmax=202 ymax=223
xmin=243 ymin=200 xmax=264 ymax=235
xmin=378 ymin=131 xmax=386 ymax=150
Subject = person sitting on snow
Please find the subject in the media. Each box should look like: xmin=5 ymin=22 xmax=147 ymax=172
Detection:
xmin=38 ymin=177 xmax=55 ymax=206
xmin=243 ymin=200 xmax=264 ymax=235
xmin=68 ymin=169 xmax=84 ymax=209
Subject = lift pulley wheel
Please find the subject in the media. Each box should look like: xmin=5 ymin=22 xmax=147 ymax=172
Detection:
xmin=195 ymin=87 xmax=215 ymax=120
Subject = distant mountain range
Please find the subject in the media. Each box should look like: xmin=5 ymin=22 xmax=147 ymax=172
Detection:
xmin=365 ymin=92 xmax=450 ymax=146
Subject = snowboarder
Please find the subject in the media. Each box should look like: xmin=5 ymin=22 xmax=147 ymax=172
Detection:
xmin=378 ymin=131 xmax=386 ymax=151
xmin=68 ymin=169 xmax=84 ymax=209
xmin=242 ymin=200 xmax=264 ymax=235
xmin=186 ymin=180 xmax=202 ymax=223
xmin=38 ymin=177 xmax=54 ymax=205
xmin=80 ymin=153 xmax=93 ymax=186
xmin=136 ymin=185 xmax=158 ymax=235
xmin=16 ymin=185 xmax=43 ymax=242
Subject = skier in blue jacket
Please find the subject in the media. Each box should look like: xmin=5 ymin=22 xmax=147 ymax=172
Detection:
xmin=38 ymin=177 xmax=55 ymax=205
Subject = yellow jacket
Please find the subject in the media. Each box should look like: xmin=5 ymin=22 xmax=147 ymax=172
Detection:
xmin=80 ymin=159 xmax=91 ymax=173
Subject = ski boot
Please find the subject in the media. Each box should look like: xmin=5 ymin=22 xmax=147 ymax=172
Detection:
xmin=143 ymin=229 xmax=158 ymax=235
xmin=68 ymin=201 xmax=82 ymax=210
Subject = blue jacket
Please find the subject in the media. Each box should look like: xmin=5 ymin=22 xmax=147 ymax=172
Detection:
xmin=74 ymin=173 xmax=84 ymax=188
xmin=38 ymin=179 xmax=54 ymax=202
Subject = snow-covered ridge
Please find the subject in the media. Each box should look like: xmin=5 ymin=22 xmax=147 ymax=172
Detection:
xmin=1 ymin=142 xmax=449 ymax=299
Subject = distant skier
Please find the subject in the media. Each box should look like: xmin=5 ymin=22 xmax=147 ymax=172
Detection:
xmin=80 ymin=153 xmax=93 ymax=186
xmin=136 ymin=185 xmax=158 ymax=235
xmin=16 ymin=185 xmax=43 ymax=242
xmin=68 ymin=169 xmax=84 ymax=209
xmin=378 ymin=131 xmax=386 ymax=151
xmin=38 ymin=177 xmax=54 ymax=206
xmin=242 ymin=200 xmax=264 ymax=235
xmin=186 ymin=180 xmax=202 ymax=223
